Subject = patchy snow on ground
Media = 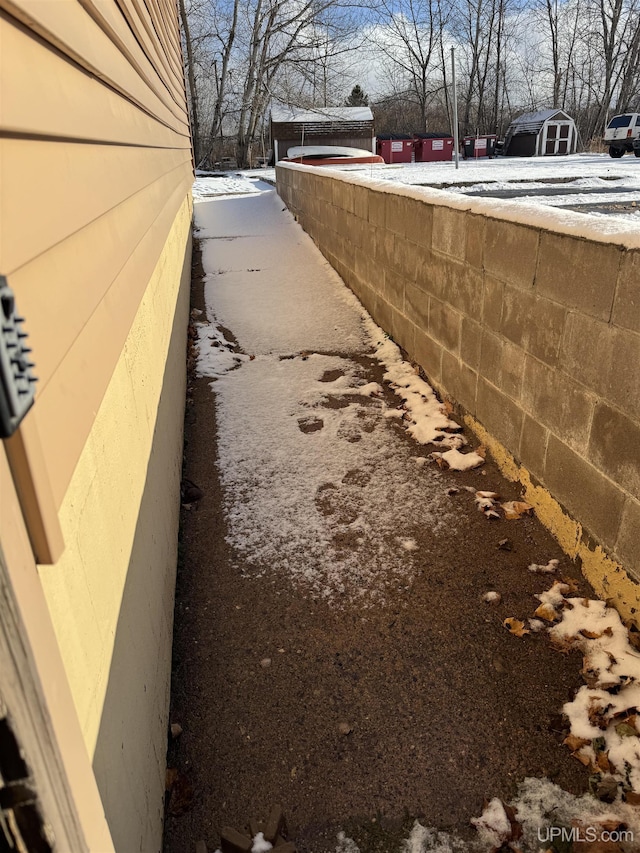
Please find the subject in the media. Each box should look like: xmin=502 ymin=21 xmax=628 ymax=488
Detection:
xmin=192 ymin=172 xmax=268 ymax=200
xmin=194 ymin=175 xmax=640 ymax=848
xmin=193 ymin=180 xmax=457 ymax=605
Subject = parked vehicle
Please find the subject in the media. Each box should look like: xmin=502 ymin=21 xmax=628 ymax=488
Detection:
xmin=604 ymin=114 xmax=640 ymax=157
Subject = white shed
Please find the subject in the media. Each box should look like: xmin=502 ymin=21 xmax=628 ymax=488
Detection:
xmin=503 ymin=109 xmax=577 ymax=156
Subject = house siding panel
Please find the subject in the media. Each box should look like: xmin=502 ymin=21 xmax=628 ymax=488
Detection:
xmin=1 ymin=0 xmax=193 ymax=849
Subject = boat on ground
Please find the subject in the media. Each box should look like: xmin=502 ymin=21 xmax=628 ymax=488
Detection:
xmin=282 ymin=145 xmax=384 ymax=166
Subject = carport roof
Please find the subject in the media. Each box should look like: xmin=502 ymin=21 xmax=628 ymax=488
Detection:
xmin=271 ymin=105 xmax=373 ymax=123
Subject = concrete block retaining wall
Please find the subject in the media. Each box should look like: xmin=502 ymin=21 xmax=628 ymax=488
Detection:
xmin=276 ymin=162 xmax=640 ymax=619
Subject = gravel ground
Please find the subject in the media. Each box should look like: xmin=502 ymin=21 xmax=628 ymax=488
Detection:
xmin=163 ymin=204 xmax=593 ymax=853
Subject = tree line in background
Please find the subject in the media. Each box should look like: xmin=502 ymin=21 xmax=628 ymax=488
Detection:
xmin=179 ymin=0 xmax=640 ymax=168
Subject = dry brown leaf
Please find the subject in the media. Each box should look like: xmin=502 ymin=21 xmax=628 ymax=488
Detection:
xmin=596 ymin=750 xmax=612 ymax=773
xmin=624 ymin=790 xmax=640 ymax=805
xmin=434 ymin=455 xmax=449 ymax=470
xmin=559 ymin=576 xmax=580 ymax=593
xmin=563 ymin=733 xmax=590 ymax=751
xmin=504 ymin=617 xmax=530 ymax=637
xmin=165 ymin=768 xmax=179 ymax=791
xmin=443 ymin=399 xmax=455 ymax=416
xmin=574 ymin=747 xmax=593 ymax=767
xmin=588 ymin=698 xmax=612 ymax=730
xmin=501 ymin=500 xmax=534 ymax=520
xmin=168 ymin=772 xmax=194 ymax=816
xmin=535 ymin=602 xmax=560 ymax=622
xmin=475 ymin=444 xmax=487 ymax=459
xmin=503 ymin=802 xmax=523 ymax=842
xmin=580 ymin=628 xmax=606 ymax=639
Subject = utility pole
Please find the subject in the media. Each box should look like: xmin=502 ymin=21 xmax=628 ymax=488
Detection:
xmin=451 ymin=47 xmax=460 ymax=170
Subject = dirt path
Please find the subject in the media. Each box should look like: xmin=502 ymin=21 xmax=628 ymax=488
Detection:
xmin=163 ymin=186 xmax=591 ymax=853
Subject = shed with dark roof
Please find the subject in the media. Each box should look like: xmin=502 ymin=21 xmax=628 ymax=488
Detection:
xmin=270 ymin=105 xmax=375 ymax=162
xmin=503 ymin=109 xmax=577 ymax=156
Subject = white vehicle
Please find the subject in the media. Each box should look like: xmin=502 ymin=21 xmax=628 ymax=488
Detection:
xmin=604 ymin=113 xmax=640 ymax=157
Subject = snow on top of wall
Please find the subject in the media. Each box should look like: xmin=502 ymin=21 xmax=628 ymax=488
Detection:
xmin=277 ymin=155 xmax=640 ymax=249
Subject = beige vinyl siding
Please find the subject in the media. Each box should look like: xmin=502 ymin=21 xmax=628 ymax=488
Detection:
xmin=0 ymin=0 xmax=193 ymax=517
xmin=1 ymin=0 xmax=193 ymax=847
xmin=2 ymin=1 xmax=188 ymax=129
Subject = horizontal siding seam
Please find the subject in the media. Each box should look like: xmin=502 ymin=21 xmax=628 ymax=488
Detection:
xmin=7 ymin=159 xmax=193 ymax=276
xmin=0 ymin=4 xmax=188 ymax=135
xmin=78 ymin=0 xmax=187 ymax=116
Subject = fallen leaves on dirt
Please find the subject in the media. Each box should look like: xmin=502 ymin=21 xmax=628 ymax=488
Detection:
xmin=501 ymin=500 xmax=534 ymax=520
xmin=503 ymin=617 xmax=530 ymax=637
xmin=501 ymin=576 xmax=640 ymax=802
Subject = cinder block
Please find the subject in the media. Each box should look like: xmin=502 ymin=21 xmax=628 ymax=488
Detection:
xmin=316 ymin=176 xmax=333 ymax=203
xmin=432 ymin=206 xmax=467 ymax=260
xmin=441 ymin=350 xmax=478 ymax=413
xmin=612 ymin=250 xmax=640 ymax=333
xmin=385 ymin=193 xmax=408 ymax=235
xmin=501 ymin=340 xmax=525 ymax=401
xmin=383 ymin=268 xmax=406 ymax=311
xmin=615 ymin=496 xmax=640 ymax=575
xmin=466 ymin=214 xmax=485 ymax=269
xmin=522 ymin=356 xmax=594 ymax=453
xmin=519 ymin=415 xmax=549 ymax=480
xmin=544 ymin=435 xmax=626 ymax=549
xmin=393 ymin=237 xmax=418 ymax=281
xmin=476 ymin=377 xmax=524 ymax=451
xmin=483 ymin=219 xmax=538 ymax=288
xmin=220 ymin=827 xmax=252 ymax=853
xmin=373 ymin=297 xmax=404 ymax=346
xmin=403 ymin=198 xmax=433 ymax=249
xmin=332 ymin=180 xmax=354 ymax=213
xmin=413 ymin=327 xmax=443 ymax=383
xmin=432 ymin=258 xmax=482 ymax=316
xmin=405 ymin=282 xmax=429 ymax=329
xmin=536 ymin=233 xmax=621 ymax=321
xmin=368 ymin=189 xmax=386 ymax=228
xmin=460 ymin=317 xmax=482 ymax=370
xmin=354 ymin=248 xmax=375 ymax=286
xmin=606 ymin=328 xmax=640 ymax=421
xmin=588 ymin=402 xmax=640 ymax=501
xmin=372 ymin=226 xmax=395 ymax=270
xmin=482 ymin=275 xmax=504 ymax=332
xmin=559 ymin=313 xmax=613 ymax=399
xmin=353 ymin=185 xmax=369 ymax=220
xmin=526 ymin=297 xmax=567 ymax=366
xmin=479 ymin=329 xmax=503 ymax=387
xmin=429 ymin=297 xmax=461 ymax=353
xmin=500 ymin=285 xmax=534 ymax=349
xmin=391 ymin=308 xmax=415 ymax=355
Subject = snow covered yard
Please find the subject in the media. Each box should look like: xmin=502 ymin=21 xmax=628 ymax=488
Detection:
xmin=240 ymin=153 xmax=640 ymax=224
xmin=164 ymin=177 xmax=640 ymax=853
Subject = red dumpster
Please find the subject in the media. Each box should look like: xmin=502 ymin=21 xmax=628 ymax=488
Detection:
xmin=376 ymin=134 xmax=414 ymax=164
xmin=462 ymin=134 xmax=497 ymax=159
xmin=413 ymin=134 xmax=454 ymax=162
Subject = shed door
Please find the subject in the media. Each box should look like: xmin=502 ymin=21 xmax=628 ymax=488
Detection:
xmin=543 ymin=121 xmax=572 ymax=154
